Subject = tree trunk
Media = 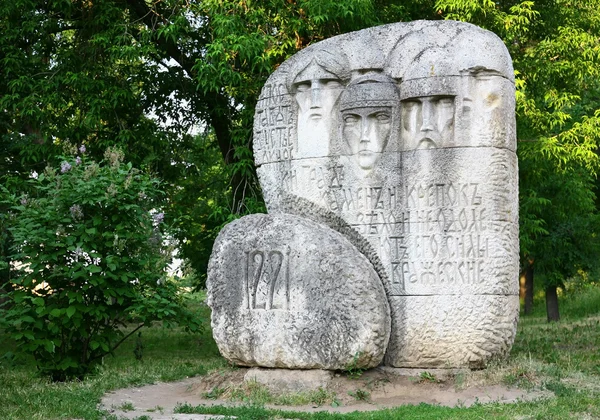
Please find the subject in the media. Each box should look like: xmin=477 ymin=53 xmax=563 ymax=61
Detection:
xmin=545 ymin=284 xmax=560 ymax=322
xmin=127 ymin=0 xmax=249 ymax=214
xmin=523 ymin=264 xmax=534 ymax=315
xmin=519 ymin=270 xmax=526 ymax=301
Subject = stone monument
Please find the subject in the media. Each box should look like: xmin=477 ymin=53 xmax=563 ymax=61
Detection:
xmin=208 ymin=20 xmax=519 ymax=369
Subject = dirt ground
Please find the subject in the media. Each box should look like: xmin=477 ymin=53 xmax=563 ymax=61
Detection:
xmin=100 ymin=367 xmax=551 ymax=419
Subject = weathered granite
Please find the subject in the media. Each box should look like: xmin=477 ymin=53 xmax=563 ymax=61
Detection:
xmin=206 ymin=213 xmax=390 ymax=370
xmin=252 ymin=20 xmax=519 ymax=368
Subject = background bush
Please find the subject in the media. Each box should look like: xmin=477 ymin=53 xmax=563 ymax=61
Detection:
xmin=2 ymin=146 xmax=200 ymax=381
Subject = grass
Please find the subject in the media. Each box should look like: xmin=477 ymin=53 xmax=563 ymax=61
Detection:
xmin=0 ymin=293 xmax=226 ymax=420
xmin=1 ymin=285 xmax=599 ymax=419
xmin=347 ymin=388 xmax=370 ymax=401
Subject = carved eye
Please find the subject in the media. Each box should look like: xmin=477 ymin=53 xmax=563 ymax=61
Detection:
xmin=295 ymin=82 xmax=311 ymax=92
xmin=324 ymin=80 xmax=341 ymax=89
xmin=344 ymin=114 xmax=359 ymax=125
xmin=375 ymin=112 xmax=391 ymax=123
xmin=436 ymin=97 xmax=454 ymax=107
xmin=402 ymin=100 xmax=419 ymax=110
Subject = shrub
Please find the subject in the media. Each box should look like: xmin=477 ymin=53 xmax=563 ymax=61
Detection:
xmin=3 ymin=147 xmax=200 ymax=381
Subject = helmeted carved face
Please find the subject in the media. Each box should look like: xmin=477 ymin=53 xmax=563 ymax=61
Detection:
xmin=467 ymin=71 xmax=510 ymax=147
xmin=401 ymin=95 xmax=455 ymax=149
xmin=293 ymin=60 xmax=344 ymax=120
xmin=338 ymin=74 xmax=399 ymax=171
xmin=290 ymin=52 xmax=349 ymax=158
xmin=342 ymin=106 xmax=392 ymax=170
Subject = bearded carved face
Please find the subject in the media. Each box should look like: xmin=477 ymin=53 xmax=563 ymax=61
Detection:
xmin=401 ymin=95 xmax=455 ymax=150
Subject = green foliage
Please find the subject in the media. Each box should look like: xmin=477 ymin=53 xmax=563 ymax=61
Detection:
xmin=3 ymin=0 xmax=600 ymax=297
xmin=118 ymin=402 xmax=135 ymax=412
xmin=0 ymin=0 xmax=389 ymax=290
xmin=0 ymin=186 xmax=14 ymax=293
xmin=347 ymin=388 xmax=371 ymax=401
xmin=308 ymin=387 xmax=337 ymax=406
xmin=2 ymin=149 xmax=200 ymax=381
xmin=343 ymin=351 xmax=366 ymax=379
xmin=203 ymin=386 xmax=227 ymax=400
xmin=419 ymin=371 xmax=438 ymax=383
xmin=435 ymin=0 xmax=600 ymax=303
xmin=0 ymin=303 xmax=219 ymax=420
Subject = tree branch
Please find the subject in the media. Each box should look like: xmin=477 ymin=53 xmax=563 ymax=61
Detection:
xmin=124 ymin=0 xmax=236 ymax=169
xmin=88 ymin=322 xmax=145 ymax=364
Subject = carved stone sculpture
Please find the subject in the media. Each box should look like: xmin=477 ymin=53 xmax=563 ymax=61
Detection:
xmin=207 ymin=213 xmax=390 ymax=369
xmin=208 ymin=20 xmax=519 ymax=369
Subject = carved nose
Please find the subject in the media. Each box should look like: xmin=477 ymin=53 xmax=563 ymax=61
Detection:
xmin=420 ymin=121 xmax=434 ymax=132
xmin=360 ymin=121 xmax=374 ymax=143
xmin=310 ymin=88 xmax=322 ymax=108
xmin=420 ymin=101 xmax=434 ymax=132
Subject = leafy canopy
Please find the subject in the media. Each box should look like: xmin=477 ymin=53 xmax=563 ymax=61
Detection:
xmin=436 ymin=0 xmax=600 ymax=285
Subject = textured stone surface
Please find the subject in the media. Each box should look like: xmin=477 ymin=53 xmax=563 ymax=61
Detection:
xmin=385 ymin=295 xmax=520 ymax=368
xmin=244 ymin=368 xmax=334 ymax=393
xmin=207 ymin=213 xmax=390 ymax=370
xmin=252 ymin=20 xmax=519 ymax=368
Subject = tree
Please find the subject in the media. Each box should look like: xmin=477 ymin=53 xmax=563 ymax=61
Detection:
xmin=436 ymin=0 xmax=600 ymax=320
xmin=2 ymin=0 xmax=599 ymax=312
xmin=0 ymin=0 xmax=393 ymax=288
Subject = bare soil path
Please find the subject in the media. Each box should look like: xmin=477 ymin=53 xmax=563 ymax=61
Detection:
xmin=100 ymin=367 xmax=550 ymax=419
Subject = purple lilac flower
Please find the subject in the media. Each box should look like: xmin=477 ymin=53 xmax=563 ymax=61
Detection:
xmin=79 ymin=145 xmax=86 ymax=154
xmin=153 ymin=212 xmax=165 ymax=224
xmin=70 ymin=204 xmax=84 ymax=220
xmin=75 ymin=156 xmax=82 ymax=165
xmin=20 ymin=197 xmax=28 ymax=206
xmin=60 ymin=161 xmax=72 ymax=173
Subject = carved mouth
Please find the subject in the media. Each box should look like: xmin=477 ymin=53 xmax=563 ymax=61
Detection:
xmin=307 ymin=112 xmax=323 ymax=120
xmin=417 ymin=138 xmax=438 ymax=149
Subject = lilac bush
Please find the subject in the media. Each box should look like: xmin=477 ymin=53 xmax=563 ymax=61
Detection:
xmin=4 ymin=148 xmax=200 ymax=381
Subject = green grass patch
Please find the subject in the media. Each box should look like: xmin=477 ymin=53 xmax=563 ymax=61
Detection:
xmin=1 ymin=285 xmax=599 ymax=419
xmin=0 ymin=294 xmax=223 ymax=420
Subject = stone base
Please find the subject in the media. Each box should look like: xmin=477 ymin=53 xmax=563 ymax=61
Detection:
xmin=244 ymin=368 xmax=333 ymax=393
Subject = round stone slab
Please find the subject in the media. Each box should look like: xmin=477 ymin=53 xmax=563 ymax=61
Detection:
xmin=207 ymin=213 xmax=391 ymax=370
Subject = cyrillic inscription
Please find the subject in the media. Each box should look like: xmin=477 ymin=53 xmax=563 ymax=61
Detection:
xmin=254 ymin=87 xmax=294 ymax=163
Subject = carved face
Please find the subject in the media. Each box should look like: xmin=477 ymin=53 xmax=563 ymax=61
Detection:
xmin=401 ymin=96 xmax=455 ymax=149
xmin=471 ymin=75 xmax=506 ymax=145
xmin=293 ymin=60 xmax=344 ymax=156
xmin=342 ymin=107 xmax=392 ymax=170
xmin=294 ymin=78 xmax=343 ymax=117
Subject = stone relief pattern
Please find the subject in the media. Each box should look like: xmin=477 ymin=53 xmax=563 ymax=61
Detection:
xmin=488 ymin=150 xmax=520 ymax=296
xmin=249 ymin=20 xmax=518 ymax=367
xmin=257 ymin=150 xmax=518 ymax=297
xmin=488 ymin=150 xmax=519 ymax=223
xmin=274 ymin=193 xmax=394 ymax=295
xmin=207 ymin=213 xmax=390 ymax=370
xmin=254 ymin=86 xmax=295 ymax=166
